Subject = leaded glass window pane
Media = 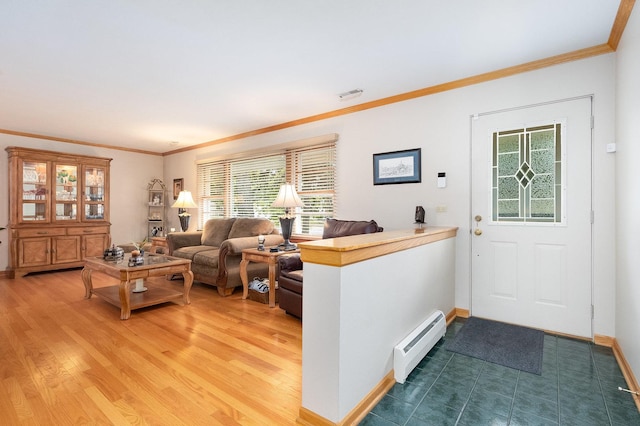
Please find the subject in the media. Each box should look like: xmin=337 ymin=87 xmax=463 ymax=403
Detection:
xmin=492 ymin=124 xmax=563 ymax=223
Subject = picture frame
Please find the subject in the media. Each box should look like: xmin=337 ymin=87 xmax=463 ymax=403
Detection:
xmin=149 ymin=192 xmax=163 ymax=206
xmin=373 ymin=148 xmax=421 ymax=185
xmin=173 ymin=178 xmax=184 ymax=200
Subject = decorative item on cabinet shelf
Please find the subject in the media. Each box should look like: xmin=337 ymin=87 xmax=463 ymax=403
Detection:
xmin=57 ymin=170 xmax=69 ymax=183
xmin=24 ymin=188 xmax=48 ymax=200
xmin=85 ymin=171 xmax=103 ymax=186
xmin=23 ymin=169 xmax=38 ymax=182
xmin=150 ymin=226 xmax=163 ymax=237
xmin=150 ymin=193 xmax=163 ymax=206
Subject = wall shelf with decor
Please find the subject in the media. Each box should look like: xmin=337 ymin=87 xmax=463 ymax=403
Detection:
xmin=147 ymin=179 xmax=166 ymax=239
xmin=5 ymin=146 xmax=112 ymax=278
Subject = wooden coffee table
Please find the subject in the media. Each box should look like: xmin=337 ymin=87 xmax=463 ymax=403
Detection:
xmin=82 ymin=253 xmax=193 ymax=320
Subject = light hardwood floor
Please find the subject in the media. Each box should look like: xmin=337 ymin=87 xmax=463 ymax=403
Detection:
xmin=0 ymin=269 xmax=303 ymax=425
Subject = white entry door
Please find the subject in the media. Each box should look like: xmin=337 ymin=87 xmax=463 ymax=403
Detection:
xmin=471 ymin=97 xmax=592 ymax=338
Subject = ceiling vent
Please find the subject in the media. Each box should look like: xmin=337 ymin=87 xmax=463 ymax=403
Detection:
xmin=338 ymin=88 xmax=364 ymax=101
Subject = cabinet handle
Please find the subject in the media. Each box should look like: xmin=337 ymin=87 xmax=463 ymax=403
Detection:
xmin=83 ymin=230 xmax=94 ymax=233
xmin=37 ymin=231 xmax=49 ymax=235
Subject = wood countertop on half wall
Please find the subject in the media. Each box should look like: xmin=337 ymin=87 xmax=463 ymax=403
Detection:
xmin=298 ymin=226 xmax=459 ymax=267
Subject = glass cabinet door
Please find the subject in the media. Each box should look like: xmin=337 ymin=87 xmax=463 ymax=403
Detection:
xmin=54 ymin=164 xmax=78 ymax=222
xmin=84 ymin=166 xmax=106 ymax=220
xmin=21 ymin=160 xmax=48 ymax=222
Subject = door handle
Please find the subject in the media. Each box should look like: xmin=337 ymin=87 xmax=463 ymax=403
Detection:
xmin=474 ymin=214 xmax=482 ymax=236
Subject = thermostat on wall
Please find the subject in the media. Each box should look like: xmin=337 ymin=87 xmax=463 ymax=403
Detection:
xmin=437 ymin=172 xmax=446 ymax=188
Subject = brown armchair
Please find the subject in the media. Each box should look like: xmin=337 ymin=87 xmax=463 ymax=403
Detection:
xmin=277 ymin=219 xmax=383 ymax=318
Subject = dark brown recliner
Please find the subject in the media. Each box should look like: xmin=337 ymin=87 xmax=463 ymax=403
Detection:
xmin=277 ymin=219 xmax=383 ymax=318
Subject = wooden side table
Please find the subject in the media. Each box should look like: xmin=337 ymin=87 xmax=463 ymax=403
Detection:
xmin=150 ymin=236 xmax=168 ymax=254
xmin=240 ymin=248 xmax=299 ymax=308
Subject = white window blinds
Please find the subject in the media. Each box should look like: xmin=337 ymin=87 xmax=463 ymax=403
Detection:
xmin=293 ymin=144 xmax=336 ymax=235
xmin=197 ymin=141 xmax=336 ymax=235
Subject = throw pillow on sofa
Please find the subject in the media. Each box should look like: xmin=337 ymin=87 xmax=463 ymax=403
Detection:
xmin=201 ymin=218 xmax=236 ymax=247
xmin=228 ymin=218 xmax=274 ymax=239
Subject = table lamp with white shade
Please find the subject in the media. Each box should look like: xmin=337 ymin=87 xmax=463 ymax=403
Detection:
xmin=272 ymin=183 xmax=304 ymax=251
xmin=172 ymin=190 xmax=198 ymax=232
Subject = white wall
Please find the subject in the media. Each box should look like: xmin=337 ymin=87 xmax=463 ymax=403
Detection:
xmin=615 ymin=6 xmax=640 ymax=382
xmin=164 ymin=54 xmax=617 ymax=337
xmin=0 ymin=135 xmax=164 ymax=270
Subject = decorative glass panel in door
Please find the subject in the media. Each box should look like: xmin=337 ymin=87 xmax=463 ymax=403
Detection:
xmin=54 ymin=164 xmax=78 ymax=222
xmin=21 ymin=160 xmax=48 ymax=222
xmin=492 ymin=124 xmax=564 ymax=224
xmin=84 ymin=166 xmax=106 ymax=220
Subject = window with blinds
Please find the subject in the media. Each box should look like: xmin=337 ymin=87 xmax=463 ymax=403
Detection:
xmin=197 ymin=142 xmax=336 ymax=236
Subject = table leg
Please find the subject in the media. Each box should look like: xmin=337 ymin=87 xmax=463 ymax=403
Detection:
xmin=240 ymin=257 xmax=250 ymax=300
xmin=181 ymin=270 xmax=194 ymax=305
xmin=81 ymin=267 xmax=93 ymax=299
xmin=268 ymin=262 xmax=277 ymax=308
xmin=118 ymin=280 xmax=132 ymax=320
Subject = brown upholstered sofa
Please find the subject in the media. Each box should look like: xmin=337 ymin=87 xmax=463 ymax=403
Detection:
xmin=167 ymin=218 xmax=283 ymax=296
xmin=277 ymin=218 xmax=383 ymax=318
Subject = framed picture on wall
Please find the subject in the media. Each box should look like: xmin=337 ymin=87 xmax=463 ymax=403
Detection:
xmin=173 ymin=178 xmax=183 ymax=200
xmin=373 ymin=148 xmax=421 ymax=185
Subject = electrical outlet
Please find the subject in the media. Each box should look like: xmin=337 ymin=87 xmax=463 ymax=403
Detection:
xmin=436 ymin=205 xmax=447 ymax=213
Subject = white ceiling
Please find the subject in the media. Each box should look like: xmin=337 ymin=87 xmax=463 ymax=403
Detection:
xmin=0 ymin=1 xmax=623 ymax=154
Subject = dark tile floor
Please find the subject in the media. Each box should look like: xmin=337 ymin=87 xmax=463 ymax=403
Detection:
xmin=362 ymin=318 xmax=640 ymax=426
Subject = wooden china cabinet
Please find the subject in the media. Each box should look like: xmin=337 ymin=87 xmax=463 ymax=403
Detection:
xmin=6 ymin=147 xmax=112 ymax=278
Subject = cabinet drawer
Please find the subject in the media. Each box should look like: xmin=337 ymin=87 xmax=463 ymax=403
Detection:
xmin=67 ymin=226 xmax=109 ymax=235
xmin=16 ymin=228 xmax=66 ymax=238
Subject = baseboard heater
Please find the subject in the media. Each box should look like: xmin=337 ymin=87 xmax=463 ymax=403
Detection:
xmin=393 ymin=310 xmax=446 ymax=384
